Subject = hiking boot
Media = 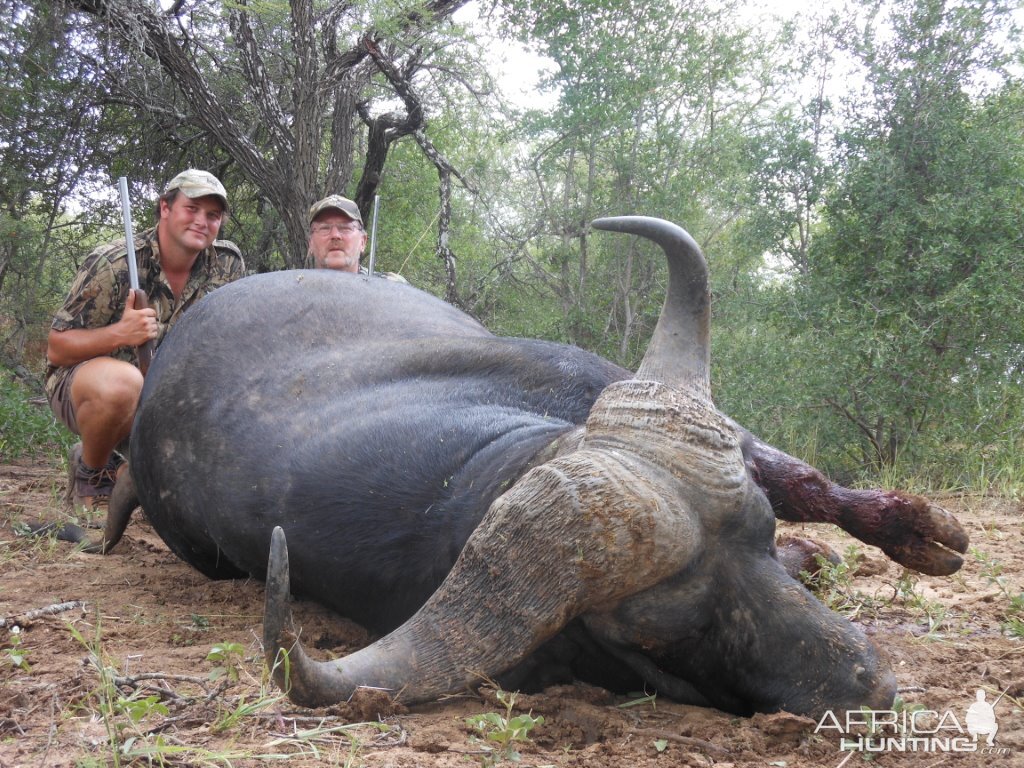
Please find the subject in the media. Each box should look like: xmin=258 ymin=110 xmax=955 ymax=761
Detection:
xmin=65 ymin=442 xmax=126 ymax=517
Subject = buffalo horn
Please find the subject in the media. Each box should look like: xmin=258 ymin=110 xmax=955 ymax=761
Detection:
xmin=591 ymin=216 xmax=709 ymax=398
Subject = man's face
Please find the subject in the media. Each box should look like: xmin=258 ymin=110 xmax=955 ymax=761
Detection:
xmin=159 ymin=194 xmax=224 ymax=255
xmin=308 ymin=211 xmax=366 ymax=272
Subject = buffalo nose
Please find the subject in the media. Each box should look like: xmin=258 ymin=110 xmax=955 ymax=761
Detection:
xmin=861 ymin=664 xmax=897 ymax=710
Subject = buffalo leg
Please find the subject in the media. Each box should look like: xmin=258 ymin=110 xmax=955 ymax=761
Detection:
xmin=775 ymin=534 xmax=842 ymax=581
xmin=743 ymin=434 xmax=969 ymax=576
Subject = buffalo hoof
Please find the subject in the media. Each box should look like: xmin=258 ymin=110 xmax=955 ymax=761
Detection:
xmin=776 ymin=535 xmax=842 ymax=582
xmin=881 ymin=500 xmax=969 ymax=577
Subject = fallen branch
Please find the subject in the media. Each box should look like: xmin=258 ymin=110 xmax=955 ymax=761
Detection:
xmin=112 ymin=672 xmax=227 ymax=706
xmin=0 ymin=600 xmax=86 ymax=629
xmin=114 ymin=672 xmax=211 ymax=686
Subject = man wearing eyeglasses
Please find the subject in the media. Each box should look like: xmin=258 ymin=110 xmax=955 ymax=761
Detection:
xmin=307 ymin=195 xmax=368 ymax=272
xmin=307 ymin=195 xmax=407 ymax=281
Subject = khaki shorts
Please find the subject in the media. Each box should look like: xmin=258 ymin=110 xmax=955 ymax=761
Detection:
xmin=47 ymin=364 xmax=82 ymax=436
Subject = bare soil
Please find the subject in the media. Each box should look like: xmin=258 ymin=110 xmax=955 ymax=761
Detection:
xmin=1 ymin=456 xmax=1022 ymax=767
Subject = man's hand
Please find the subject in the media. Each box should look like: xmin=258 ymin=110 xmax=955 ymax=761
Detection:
xmin=47 ymin=289 xmax=159 ymax=369
xmin=116 ymin=289 xmax=158 ymax=347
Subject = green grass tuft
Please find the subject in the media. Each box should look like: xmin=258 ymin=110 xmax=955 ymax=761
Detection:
xmin=0 ymin=368 xmax=72 ymax=460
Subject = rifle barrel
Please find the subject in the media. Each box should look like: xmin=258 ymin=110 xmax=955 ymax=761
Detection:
xmin=116 ymin=176 xmax=154 ymax=374
xmin=117 ymin=177 xmax=141 ymax=292
xmin=366 ymin=195 xmax=380 ymax=278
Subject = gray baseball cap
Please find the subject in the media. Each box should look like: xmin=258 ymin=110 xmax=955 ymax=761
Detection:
xmin=164 ymin=169 xmax=228 ymax=210
xmin=308 ymin=194 xmax=363 ymax=226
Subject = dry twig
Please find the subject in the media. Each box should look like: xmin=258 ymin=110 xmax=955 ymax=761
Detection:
xmin=629 ymin=727 xmax=731 ymax=756
xmin=0 ymin=600 xmax=86 ymax=628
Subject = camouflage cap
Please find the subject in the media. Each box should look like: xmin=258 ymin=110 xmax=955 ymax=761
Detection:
xmin=308 ymin=195 xmax=363 ymax=226
xmin=164 ymin=169 xmax=228 ymax=210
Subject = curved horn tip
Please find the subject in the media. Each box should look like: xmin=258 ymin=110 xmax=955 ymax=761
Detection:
xmin=266 ymin=526 xmax=292 ymax=612
xmin=263 ymin=526 xmax=295 ymax=676
xmin=85 ymin=471 xmax=137 ymax=554
xmin=262 ymin=527 xmax=339 ymax=706
xmin=270 ymin=525 xmax=288 ymax=564
xmin=590 ymin=214 xmax=679 ymax=232
xmin=591 ymin=214 xmax=668 ymax=234
xmin=591 ymin=216 xmax=703 ymax=256
xmin=592 ymin=216 xmax=711 ymax=392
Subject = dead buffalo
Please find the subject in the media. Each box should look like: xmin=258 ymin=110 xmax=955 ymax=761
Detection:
xmin=93 ymin=216 xmax=967 ymax=717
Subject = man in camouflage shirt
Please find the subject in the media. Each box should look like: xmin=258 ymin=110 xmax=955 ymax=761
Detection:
xmin=45 ymin=169 xmax=246 ymax=511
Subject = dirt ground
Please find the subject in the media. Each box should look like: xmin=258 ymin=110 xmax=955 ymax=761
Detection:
xmin=1 ymin=456 xmax=1022 ymax=768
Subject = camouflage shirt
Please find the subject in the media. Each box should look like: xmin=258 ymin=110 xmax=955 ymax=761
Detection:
xmin=45 ymin=226 xmax=246 ymax=399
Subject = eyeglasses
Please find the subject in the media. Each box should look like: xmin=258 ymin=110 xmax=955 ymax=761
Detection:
xmin=311 ymin=222 xmax=362 ymax=236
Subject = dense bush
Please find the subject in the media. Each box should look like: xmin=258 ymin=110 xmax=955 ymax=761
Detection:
xmin=0 ymin=369 xmax=72 ymax=460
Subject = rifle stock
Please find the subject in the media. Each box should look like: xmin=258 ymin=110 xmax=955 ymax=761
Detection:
xmin=117 ymin=177 xmax=155 ymax=375
xmin=131 ymin=288 xmax=154 ymax=375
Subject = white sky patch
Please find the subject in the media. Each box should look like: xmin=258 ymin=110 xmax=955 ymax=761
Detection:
xmin=453 ymin=0 xmax=861 ymax=113
xmin=453 ymin=1 xmax=559 ymax=111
